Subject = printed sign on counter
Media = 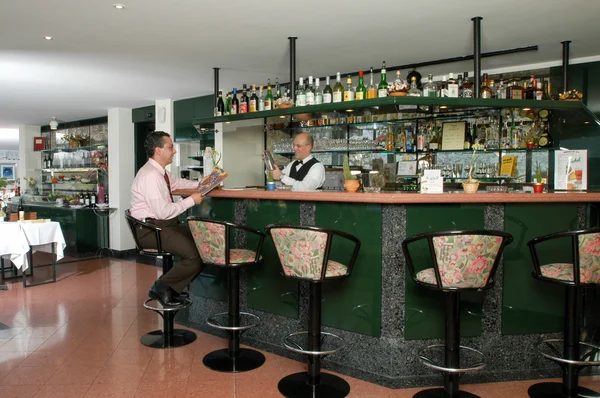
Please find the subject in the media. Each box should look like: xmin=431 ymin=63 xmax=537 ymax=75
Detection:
xmin=420 ymin=169 xmax=443 ymax=194
xmin=554 ymin=150 xmax=587 ymax=191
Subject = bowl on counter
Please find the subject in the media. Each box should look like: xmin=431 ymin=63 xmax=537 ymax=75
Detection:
xmin=80 ymin=178 xmax=91 ymax=183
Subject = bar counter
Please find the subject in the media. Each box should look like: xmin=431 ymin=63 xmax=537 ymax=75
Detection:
xmin=178 ymin=188 xmax=600 ymax=388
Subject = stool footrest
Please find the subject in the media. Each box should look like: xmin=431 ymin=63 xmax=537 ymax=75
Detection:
xmin=283 ymin=331 xmax=345 ymax=356
xmin=419 ymin=344 xmax=486 ymax=373
xmin=143 ymin=298 xmax=191 ymax=312
xmin=536 ymin=339 xmax=600 ymax=366
xmin=207 ymin=311 xmax=260 ymax=331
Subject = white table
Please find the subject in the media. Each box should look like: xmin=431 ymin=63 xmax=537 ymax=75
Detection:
xmin=0 ymin=221 xmax=66 ymax=287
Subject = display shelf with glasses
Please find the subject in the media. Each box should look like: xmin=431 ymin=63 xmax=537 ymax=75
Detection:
xmin=187 ymin=156 xmax=204 ymax=172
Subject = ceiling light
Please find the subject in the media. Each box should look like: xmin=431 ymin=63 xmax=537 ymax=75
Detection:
xmin=49 ymin=117 xmax=58 ymax=130
xmin=113 ymin=4 xmax=125 ymax=9
xmin=346 ymin=109 xmax=354 ymax=113
xmin=43 ymin=36 xmax=53 ymax=40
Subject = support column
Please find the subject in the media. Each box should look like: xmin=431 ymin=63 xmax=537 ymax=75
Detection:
xmin=214 ymin=67 xmax=220 ymax=107
xmin=562 ymin=40 xmax=571 ymax=92
xmin=289 ymin=37 xmax=297 ymax=102
xmin=472 ymin=16 xmax=483 ymax=98
xmin=108 ymin=107 xmax=135 ymax=251
xmin=17 ymin=125 xmax=41 ymax=188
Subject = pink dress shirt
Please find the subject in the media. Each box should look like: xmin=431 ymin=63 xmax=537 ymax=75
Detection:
xmin=130 ymin=158 xmax=199 ymax=221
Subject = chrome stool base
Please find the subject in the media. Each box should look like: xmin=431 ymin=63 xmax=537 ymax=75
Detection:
xmin=140 ymin=328 xmax=196 ymax=348
xmin=203 ymin=348 xmax=265 ymax=373
xmin=278 ymin=371 xmax=350 ymax=398
xmin=528 ymin=382 xmax=600 ymax=398
xmin=413 ymin=388 xmax=480 ymax=398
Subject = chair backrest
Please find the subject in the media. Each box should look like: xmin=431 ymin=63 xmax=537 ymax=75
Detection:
xmin=265 ymin=224 xmax=361 ymax=281
xmin=187 ymin=217 xmax=265 ymax=266
xmin=403 ymin=230 xmax=513 ymax=291
xmin=124 ymin=209 xmax=164 ymax=254
xmin=529 ymin=228 xmax=600 ymax=285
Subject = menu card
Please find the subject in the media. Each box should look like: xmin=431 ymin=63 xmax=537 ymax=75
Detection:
xmin=554 ymin=150 xmax=587 ymax=191
xmin=441 ymin=122 xmax=466 ymax=150
xmin=198 ymin=167 xmax=228 ymax=196
xmin=420 ymin=169 xmax=443 ymax=194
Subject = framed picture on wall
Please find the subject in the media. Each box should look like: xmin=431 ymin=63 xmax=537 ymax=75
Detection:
xmin=1 ymin=165 xmax=16 ymax=180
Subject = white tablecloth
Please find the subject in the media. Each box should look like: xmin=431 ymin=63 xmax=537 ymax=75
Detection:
xmin=0 ymin=221 xmax=66 ymax=270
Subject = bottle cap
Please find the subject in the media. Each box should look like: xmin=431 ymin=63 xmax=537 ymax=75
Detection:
xmin=233 ymin=88 xmax=237 ymax=94
xmin=359 ymin=70 xmax=364 ymax=76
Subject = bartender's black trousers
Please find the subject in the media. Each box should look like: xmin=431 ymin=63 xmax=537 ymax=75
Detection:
xmin=136 ymin=218 xmax=203 ymax=293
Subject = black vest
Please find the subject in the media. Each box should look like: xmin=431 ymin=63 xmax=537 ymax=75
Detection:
xmin=288 ymin=157 xmax=320 ymax=181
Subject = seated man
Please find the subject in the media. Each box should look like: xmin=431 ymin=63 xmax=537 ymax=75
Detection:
xmin=130 ymin=131 xmax=204 ymax=306
xmin=271 ymin=132 xmax=325 ymax=191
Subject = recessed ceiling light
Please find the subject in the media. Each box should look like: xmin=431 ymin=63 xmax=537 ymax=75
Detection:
xmin=43 ymin=36 xmax=53 ymax=40
xmin=113 ymin=4 xmax=125 ymax=9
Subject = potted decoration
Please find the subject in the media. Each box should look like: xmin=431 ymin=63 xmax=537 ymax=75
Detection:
xmin=533 ymin=161 xmax=545 ymax=193
xmin=343 ymin=155 xmax=360 ymax=192
xmin=462 ymin=144 xmax=482 ymax=194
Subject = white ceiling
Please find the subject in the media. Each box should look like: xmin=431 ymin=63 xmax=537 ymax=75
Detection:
xmin=1 ymin=0 xmax=600 ymax=130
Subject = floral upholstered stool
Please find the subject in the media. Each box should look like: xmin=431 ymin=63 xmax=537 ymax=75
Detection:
xmin=187 ymin=217 xmax=266 ymax=373
xmin=527 ymin=228 xmax=600 ymax=398
xmin=402 ymin=230 xmax=513 ymax=398
xmin=124 ymin=210 xmax=196 ymax=348
xmin=265 ymin=224 xmax=361 ymax=398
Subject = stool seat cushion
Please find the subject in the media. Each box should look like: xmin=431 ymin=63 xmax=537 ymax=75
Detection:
xmin=416 ymin=268 xmax=479 ymax=288
xmin=538 ymin=262 xmax=600 ymax=283
xmin=325 ymin=260 xmax=348 ymax=278
xmin=217 ymin=249 xmax=260 ymax=265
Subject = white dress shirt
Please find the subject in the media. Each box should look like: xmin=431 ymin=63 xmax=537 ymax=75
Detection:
xmin=280 ymin=155 xmax=326 ymax=191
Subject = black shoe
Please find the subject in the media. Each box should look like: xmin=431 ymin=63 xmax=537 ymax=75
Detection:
xmin=148 ymin=280 xmax=184 ymax=307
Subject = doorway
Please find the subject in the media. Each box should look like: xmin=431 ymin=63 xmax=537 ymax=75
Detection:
xmin=134 ymin=122 xmax=155 ymax=174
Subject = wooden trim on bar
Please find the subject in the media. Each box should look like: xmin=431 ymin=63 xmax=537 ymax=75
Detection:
xmin=172 ymin=189 xmax=600 ymax=204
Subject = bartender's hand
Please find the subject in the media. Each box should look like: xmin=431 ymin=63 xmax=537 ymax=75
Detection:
xmin=271 ymin=166 xmax=283 ymax=180
xmin=190 ymin=192 xmax=204 ymax=205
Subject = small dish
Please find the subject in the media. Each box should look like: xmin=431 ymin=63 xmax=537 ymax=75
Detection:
xmin=70 ymin=205 xmax=85 ymax=209
xmin=80 ymin=178 xmax=91 ymax=183
xmin=96 ymin=203 xmax=109 ymax=208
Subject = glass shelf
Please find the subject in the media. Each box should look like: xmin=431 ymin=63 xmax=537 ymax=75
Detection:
xmin=274 ymin=148 xmax=386 ymax=155
xmin=187 ymin=156 xmax=204 ymax=160
xmin=187 ymin=166 xmax=203 ymax=170
xmin=41 ymin=168 xmax=99 ymax=172
xmin=41 ymin=144 xmax=107 ymax=153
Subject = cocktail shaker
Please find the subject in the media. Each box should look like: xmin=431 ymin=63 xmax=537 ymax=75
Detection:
xmin=263 ymin=150 xmax=275 ymax=171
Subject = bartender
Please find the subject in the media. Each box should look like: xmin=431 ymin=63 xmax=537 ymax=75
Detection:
xmin=271 ymin=132 xmax=325 ymax=191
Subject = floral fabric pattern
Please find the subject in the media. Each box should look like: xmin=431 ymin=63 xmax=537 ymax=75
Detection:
xmin=578 ymin=233 xmax=600 ymax=284
xmin=540 ymin=263 xmax=576 ymax=281
xmin=270 ymin=228 xmax=347 ymax=279
xmin=189 ymin=220 xmax=226 ymax=264
xmin=423 ymin=234 xmax=504 ymax=289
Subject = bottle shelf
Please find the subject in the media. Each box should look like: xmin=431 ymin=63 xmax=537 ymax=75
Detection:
xmin=41 ymin=144 xmax=107 ymax=153
xmin=187 ymin=156 xmax=204 ymax=160
xmin=41 ymin=168 xmax=99 ymax=172
xmin=273 ymin=147 xmax=559 ymax=156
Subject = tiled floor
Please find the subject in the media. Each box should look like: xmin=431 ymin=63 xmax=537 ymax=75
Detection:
xmin=0 ymin=254 xmax=599 ymax=397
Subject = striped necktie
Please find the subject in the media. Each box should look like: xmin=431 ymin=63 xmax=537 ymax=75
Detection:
xmin=163 ymin=171 xmax=174 ymax=203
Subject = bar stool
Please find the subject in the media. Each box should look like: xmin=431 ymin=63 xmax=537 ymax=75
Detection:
xmin=188 ymin=217 xmax=266 ymax=372
xmin=402 ymin=230 xmax=513 ymax=398
xmin=528 ymin=228 xmax=600 ymax=398
xmin=124 ymin=210 xmax=196 ymax=348
xmin=265 ymin=224 xmax=361 ymax=398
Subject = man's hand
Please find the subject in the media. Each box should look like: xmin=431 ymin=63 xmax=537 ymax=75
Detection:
xmin=190 ymin=192 xmax=204 ymax=205
xmin=271 ymin=167 xmax=283 ymax=180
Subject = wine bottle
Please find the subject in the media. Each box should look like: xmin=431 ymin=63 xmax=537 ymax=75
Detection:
xmin=306 ymin=76 xmax=315 ymax=105
xmin=296 ymin=77 xmax=306 ymax=106
xmin=343 ymin=76 xmax=355 ymax=101
xmin=249 ymin=84 xmax=258 ymax=112
xmin=356 ymin=70 xmax=366 ymax=100
xmin=367 ymin=67 xmax=377 ymax=99
xmin=323 ymin=76 xmax=333 ymax=104
xmin=378 ymin=61 xmax=388 ymax=98
xmin=258 ymin=85 xmax=265 ymax=111
xmin=239 ymin=84 xmax=248 ymax=113
xmin=264 ymin=82 xmax=273 ymax=111
xmin=275 ymin=78 xmax=281 ymax=100
xmin=332 ymin=72 xmax=344 ymax=103
xmin=231 ymin=88 xmax=239 ymax=114
xmin=216 ymin=90 xmax=225 ymax=116
xmin=315 ymin=78 xmax=323 ymax=104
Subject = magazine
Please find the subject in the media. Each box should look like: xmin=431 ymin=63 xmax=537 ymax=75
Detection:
xmin=198 ymin=167 xmax=228 ymax=196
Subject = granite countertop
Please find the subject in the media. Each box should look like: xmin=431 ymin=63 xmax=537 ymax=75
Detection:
xmin=171 ymin=188 xmax=600 ymax=204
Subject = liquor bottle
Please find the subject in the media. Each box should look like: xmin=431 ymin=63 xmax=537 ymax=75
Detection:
xmin=407 ymin=76 xmax=422 ymax=96
xmin=104 ymin=193 xmax=108 ymax=204
xmin=249 ymin=84 xmax=258 ymax=112
xmin=488 ymin=79 xmax=497 ymax=98
xmin=225 ymin=92 xmax=232 ymax=114
xmin=535 ymin=81 xmax=544 ymax=100
xmin=332 ymin=73 xmax=344 ymax=103
xmin=258 ymin=85 xmax=265 ymax=111
xmin=378 ymin=61 xmax=388 ymax=98
xmin=315 ymin=78 xmax=323 ymax=104
xmin=462 ymin=72 xmax=473 ymax=98
xmin=525 ymin=75 xmax=536 ymax=100
xmin=480 ymin=74 xmax=493 ymax=99
xmin=323 ymin=76 xmax=333 ymax=103
xmin=510 ymin=80 xmax=524 ymax=99
xmin=343 ymin=76 xmax=355 ymax=101
xmin=457 ymin=74 xmax=463 ymax=97
xmin=231 ymin=88 xmax=239 ymax=114
xmin=423 ymin=74 xmax=437 ymax=97
xmin=429 ymin=126 xmax=440 ymax=150
xmin=496 ymin=79 xmax=506 ymax=99
xmin=216 ymin=90 xmax=225 ymax=116
xmin=355 ymin=70 xmax=366 ymax=100
xmin=97 ymin=183 xmax=105 ymax=204
xmin=440 ymin=75 xmax=448 ymax=97
xmin=295 ymin=77 xmax=306 ymax=106
xmin=275 ymin=78 xmax=282 ymax=100
xmin=367 ymin=67 xmax=377 ymax=99
xmin=416 ymin=128 xmax=424 ymax=151
xmin=239 ymin=84 xmax=249 ymax=113
xmin=90 ymin=190 xmax=96 ymax=207
xmin=464 ymin=124 xmax=472 ymax=149
xmin=398 ymin=126 xmax=406 ymax=152
xmin=264 ymin=83 xmax=273 ymax=110
xmin=405 ymin=126 xmax=414 ymax=152
xmin=538 ymin=122 xmax=553 ymax=147
xmin=447 ymin=73 xmax=459 ymax=98
xmin=306 ymin=76 xmax=315 ymax=105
